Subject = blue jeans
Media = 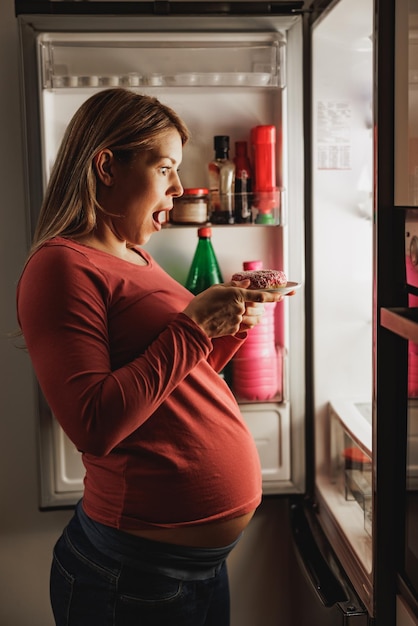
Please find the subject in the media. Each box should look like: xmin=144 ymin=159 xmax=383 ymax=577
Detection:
xmin=50 ymin=505 xmax=234 ymax=626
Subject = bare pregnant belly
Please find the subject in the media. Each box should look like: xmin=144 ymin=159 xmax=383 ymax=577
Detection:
xmin=123 ymin=510 xmax=256 ymax=547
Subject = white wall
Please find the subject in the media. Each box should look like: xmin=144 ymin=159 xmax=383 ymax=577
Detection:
xmin=0 ymin=3 xmax=291 ymax=625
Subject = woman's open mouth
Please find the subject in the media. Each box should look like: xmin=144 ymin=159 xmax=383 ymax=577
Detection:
xmin=152 ymin=209 xmax=169 ymax=227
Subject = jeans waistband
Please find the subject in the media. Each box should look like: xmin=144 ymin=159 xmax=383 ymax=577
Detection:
xmin=75 ymin=501 xmax=240 ymax=581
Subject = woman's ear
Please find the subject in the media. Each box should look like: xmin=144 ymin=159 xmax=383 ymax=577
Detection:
xmin=93 ymin=149 xmax=115 ymax=186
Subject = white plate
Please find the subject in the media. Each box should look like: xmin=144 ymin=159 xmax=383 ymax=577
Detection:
xmin=260 ymin=281 xmax=301 ymax=295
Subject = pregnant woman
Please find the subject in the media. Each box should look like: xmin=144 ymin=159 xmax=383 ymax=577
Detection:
xmin=17 ymin=88 xmax=283 ymax=626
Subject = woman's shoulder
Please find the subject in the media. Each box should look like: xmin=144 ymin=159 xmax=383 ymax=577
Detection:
xmin=21 ymin=237 xmax=111 ymax=289
xmin=30 ymin=236 xmax=93 ymax=260
xmin=21 ymin=237 xmax=158 ymax=293
xmin=39 ymin=237 xmax=154 ymax=269
xmin=41 ymin=236 xmax=97 ymax=257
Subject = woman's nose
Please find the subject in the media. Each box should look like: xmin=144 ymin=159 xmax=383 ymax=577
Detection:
xmin=171 ymin=172 xmax=184 ymax=197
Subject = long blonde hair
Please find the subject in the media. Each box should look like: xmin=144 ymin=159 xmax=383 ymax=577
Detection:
xmin=30 ymin=88 xmax=190 ymax=258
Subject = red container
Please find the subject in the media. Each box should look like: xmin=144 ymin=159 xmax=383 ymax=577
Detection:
xmin=251 ymin=125 xmax=279 ymax=219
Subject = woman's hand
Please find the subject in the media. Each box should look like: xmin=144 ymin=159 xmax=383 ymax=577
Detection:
xmin=182 ymin=279 xmax=284 ymax=339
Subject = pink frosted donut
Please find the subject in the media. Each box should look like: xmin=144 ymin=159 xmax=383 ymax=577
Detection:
xmin=231 ymin=269 xmax=287 ymax=289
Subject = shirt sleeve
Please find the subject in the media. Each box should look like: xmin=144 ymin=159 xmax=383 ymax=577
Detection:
xmin=208 ymin=334 xmax=247 ymax=372
xmin=17 ymin=246 xmax=212 ymax=456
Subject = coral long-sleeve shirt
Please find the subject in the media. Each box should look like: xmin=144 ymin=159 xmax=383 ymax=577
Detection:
xmin=17 ymin=238 xmax=261 ymax=530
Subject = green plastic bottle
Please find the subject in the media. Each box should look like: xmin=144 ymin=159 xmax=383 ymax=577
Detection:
xmin=185 ymin=227 xmax=224 ymax=295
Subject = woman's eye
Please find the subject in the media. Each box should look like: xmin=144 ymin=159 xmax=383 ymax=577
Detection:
xmin=160 ymin=166 xmax=169 ymax=176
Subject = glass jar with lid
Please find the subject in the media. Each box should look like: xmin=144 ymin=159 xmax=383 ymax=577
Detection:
xmin=171 ymin=188 xmax=209 ymax=225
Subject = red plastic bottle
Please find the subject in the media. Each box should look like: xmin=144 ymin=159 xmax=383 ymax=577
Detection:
xmin=251 ymin=125 xmax=278 ymax=223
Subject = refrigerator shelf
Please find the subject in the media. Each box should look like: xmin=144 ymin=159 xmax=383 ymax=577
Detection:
xmin=328 ymin=398 xmax=372 ymax=456
xmin=163 ymin=189 xmax=287 ymax=226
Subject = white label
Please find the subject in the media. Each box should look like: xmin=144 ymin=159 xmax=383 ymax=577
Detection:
xmin=317 ymin=100 xmax=352 ymax=170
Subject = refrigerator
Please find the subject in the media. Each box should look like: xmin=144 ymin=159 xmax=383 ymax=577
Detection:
xmin=13 ymin=0 xmax=418 ymax=624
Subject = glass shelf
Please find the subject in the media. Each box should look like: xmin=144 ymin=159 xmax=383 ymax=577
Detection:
xmin=165 ymin=188 xmax=286 ymax=227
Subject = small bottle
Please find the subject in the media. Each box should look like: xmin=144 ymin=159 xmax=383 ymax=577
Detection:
xmin=234 ymin=141 xmax=252 ymax=223
xmin=185 ymin=227 xmax=224 ymax=295
xmin=232 ymin=260 xmax=279 ymax=401
xmin=208 ymin=135 xmax=235 ymax=225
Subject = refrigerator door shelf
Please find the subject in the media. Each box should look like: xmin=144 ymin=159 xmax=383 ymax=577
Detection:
xmin=327 ymin=399 xmax=374 ymax=547
xmin=329 ymin=398 xmax=372 ymax=456
xmin=207 ymin=189 xmax=286 ymax=226
xmin=38 ymin=31 xmax=286 ymax=91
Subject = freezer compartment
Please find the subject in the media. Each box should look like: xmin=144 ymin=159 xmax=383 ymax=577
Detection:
xmin=38 ymin=31 xmax=286 ymax=91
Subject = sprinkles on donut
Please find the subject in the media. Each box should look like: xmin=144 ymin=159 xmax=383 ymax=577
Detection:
xmin=231 ymin=269 xmax=287 ymax=289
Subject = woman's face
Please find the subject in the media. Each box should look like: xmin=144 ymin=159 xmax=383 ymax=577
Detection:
xmin=97 ymin=128 xmax=184 ymax=246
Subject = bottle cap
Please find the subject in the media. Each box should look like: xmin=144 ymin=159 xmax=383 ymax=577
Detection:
xmin=198 ymin=226 xmax=212 ymax=238
xmin=235 ymin=141 xmax=248 ymax=156
xmin=214 ymin=135 xmax=230 ymax=151
xmin=183 ymin=188 xmax=209 ymax=196
xmin=255 ymin=213 xmax=275 ymax=225
xmin=251 ymin=125 xmax=276 ymax=144
xmin=243 ymin=260 xmax=263 ymax=270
